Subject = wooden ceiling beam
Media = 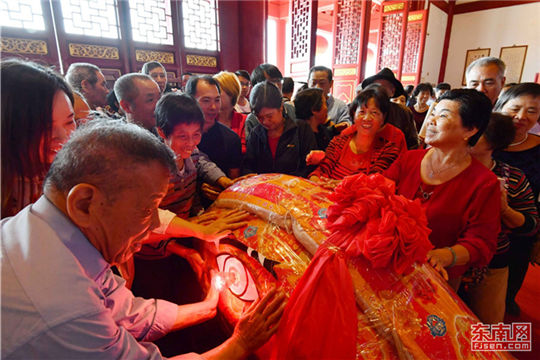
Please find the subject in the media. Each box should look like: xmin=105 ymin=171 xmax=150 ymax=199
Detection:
xmin=454 ymin=0 xmax=539 ymax=14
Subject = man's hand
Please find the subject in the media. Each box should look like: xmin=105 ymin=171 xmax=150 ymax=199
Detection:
xmin=199 ymin=287 xmax=287 ymax=360
xmin=232 ymin=287 xmax=287 ymax=354
xmin=171 ymin=271 xmax=221 ymax=332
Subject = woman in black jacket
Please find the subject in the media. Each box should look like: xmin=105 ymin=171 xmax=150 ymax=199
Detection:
xmin=244 ymin=81 xmax=317 ymax=177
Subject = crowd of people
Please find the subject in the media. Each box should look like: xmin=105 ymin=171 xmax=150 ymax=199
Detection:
xmin=1 ymin=55 xmax=539 ymax=358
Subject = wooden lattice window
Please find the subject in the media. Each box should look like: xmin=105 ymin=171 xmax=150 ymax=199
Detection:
xmin=402 ymin=21 xmax=421 ymax=74
xmin=182 ymin=0 xmax=220 ymax=51
xmin=334 ymin=0 xmax=362 ymax=65
xmin=129 ymin=0 xmax=173 ymax=45
xmin=1 ymin=0 xmax=45 ymax=31
xmin=59 ymin=0 xmax=119 ymax=39
xmin=378 ymin=12 xmax=403 ymax=71
xmin=290 ymin=0 xmax=312 ymax=60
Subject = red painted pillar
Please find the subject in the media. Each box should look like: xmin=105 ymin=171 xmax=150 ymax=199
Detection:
xmin=238 ymin=0 xmax=266 ymax=72
xmin=397 ymin=2 xmax=409 ymax=80
xmin=357 ymin=0 xmax=372 ymax=82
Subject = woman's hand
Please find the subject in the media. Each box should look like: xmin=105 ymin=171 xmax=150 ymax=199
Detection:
xmin=306 ymin=150 xmax=326 ymax=166
xmin=309 ymin=175 xmax=341 ymax=190
xmin=334 ymin=122 xmax=349 ymax=133
xmin=192 ymin=209 xmax=250 ymax=242
xmin=427 ymin=249 xmax=450 ymax=281
xmin=500 ymin=186 xmax=526 ymax=228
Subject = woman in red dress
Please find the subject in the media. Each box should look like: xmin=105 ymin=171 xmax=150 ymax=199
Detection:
xmin=384 ymin=89 xmax=500 ymax=289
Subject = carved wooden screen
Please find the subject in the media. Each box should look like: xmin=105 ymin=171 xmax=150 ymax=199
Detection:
xmin=0 ymin=0 xmax=222 ymax=84
xmin=128 ymin=0 xmax=182 ymax=84
xmin=288 ymin=0 xmax=318 ymax=81
xmin=180 ymin=0 xmax=220 ymax=75
xmin=376 ymin=2 xmax=428 ymax=85
xmin=401 ymin=10 xmax=428 ymax=86
xmin=376 ymin=1 xmax=406 ymax=75
xmin=0 ymin=0 xmax=60 ymax=68
xmin=49 ymin=0 xmax=127 ymax=85
xmin=332 ymin=0 xmax=365 ymax=104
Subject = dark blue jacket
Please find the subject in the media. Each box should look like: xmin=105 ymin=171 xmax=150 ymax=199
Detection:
xmin=244 ymin=115 xmax=317 ymax=177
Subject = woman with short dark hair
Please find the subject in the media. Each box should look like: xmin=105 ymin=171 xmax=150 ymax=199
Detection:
xmin=492 ymin=82 xmax=540 ymax=315
xmin=410 ymin=82 xmax=435 ymax=131
xmin=464 ymin=113 xmax=538 ymax=323
xmin=384 ymin=89 xmax=500 ymax=289
xmin=294 ymin=88 xmax=338 ymax=151
xmin=309 ymin=86 xmax=406 ymax=181
xmin=1 ymin=59 xmax=75 ymax=218
xmin=244 ymin=81 xmax=317 ymax=177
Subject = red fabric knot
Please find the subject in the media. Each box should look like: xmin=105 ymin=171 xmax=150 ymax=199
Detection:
xmin=326 ymin=173 xmax=432 ymax=275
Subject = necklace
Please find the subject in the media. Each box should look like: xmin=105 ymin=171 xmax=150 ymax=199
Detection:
xmin=509 ymin=133 xmax=528 ymax=147
xmin=418 ymin=184 xmax=434 ymax=201
xmin=428 ymin=153 xmax=460 ymax=179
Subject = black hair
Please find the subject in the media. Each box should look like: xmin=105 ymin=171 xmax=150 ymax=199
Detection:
xmin=439 ymin=88 xmax=493 ymax=146
xmin=250 ymin=81 xmax=283 ymax=115
xmin=483 ymin=113 xmax=516 ymax=151
xmin=309 ymin=66 xmax=333 ymax=82
xmin=349 ymin=85 xmax=390 ymax=124
xmin=436 ymin=82 xmax=451 ymax=91
xmin=494 ymin=82 xmax=540 ymax=112
xmin=185 ymin=75 xmax=221 ymax=97
xmin=155 ymin=93 xmax=204 ymax=137
xmin=296 ymin=82 xmax=309 ymax=95
xmin=106 ymin=90 xmax=120 ymax=113
xmin=235 ymin=70 xmax=251 ymax=81
xmin=1 ymin=59 xmax=74 ymax=217
xmin=412 ymin=83 xmax=435 ymax=97
xmin=182 ymin=72 xmax=193 ymax=77
xmin=294 ymin=88 xmax=324 ymax=120
xmin=45 ymin=118 xmax=177 ymax=197
xmin=404 ymin=84 xmax=414 ymax=95
xmin=250 ymin=64 xmax=283 ymax=87
xmin=282 ymin=77 xmax=294 ymax=94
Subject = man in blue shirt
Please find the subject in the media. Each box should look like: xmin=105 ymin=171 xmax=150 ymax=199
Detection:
xmin=1 ymin=119 xmax=285 ymax=359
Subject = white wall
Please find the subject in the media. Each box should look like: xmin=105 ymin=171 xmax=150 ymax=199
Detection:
xmin=444 ymin=2 xmax=540 ymax=88
xmin=421 ymin=4 xmax=447 ymax=84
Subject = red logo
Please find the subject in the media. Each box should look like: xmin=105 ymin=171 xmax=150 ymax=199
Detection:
xmin=471 ymin=322 xmax=531 ymax=351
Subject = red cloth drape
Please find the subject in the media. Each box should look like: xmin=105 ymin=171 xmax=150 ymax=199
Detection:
xmin=270 ymin=173 xmax=432 ymax=359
